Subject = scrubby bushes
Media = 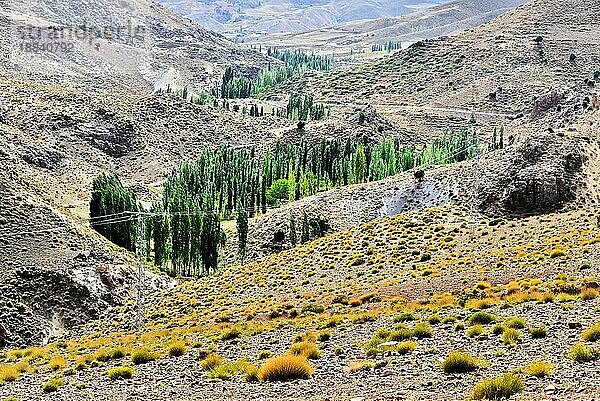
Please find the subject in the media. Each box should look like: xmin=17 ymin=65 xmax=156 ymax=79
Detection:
xmin=107 ymin=366 xmax=135 ymax=380
xmin=258 ymin=355 xmax=314 ymax=382
xmin=581 ymin=322 xmax=600 ymax=342
xmin=468 ymin=312 xmax=498 ymax=326
xmin=42 ymin=377 xmax=64 ymax=393
xmin=568 ymin=342 xmax=598 ymax=362
xmin=525 ymin=360 xmax=553 ymax=377
xmin=530 ymin=326 xmax=548 ymax=339
xmin=0 ymin=365 xmax=20 ymax=382
xmin=167 ymin=341 xmax=188 ymax=357
xmin=440 ymin=351 xmax=482 ymax=373
xmin=131 ymin=347 xmax=159 ymax=365
xmin=471 ymin=373 xmax=524 ymax=400
xmin=289 ymin=342 xmax=321 ymax=360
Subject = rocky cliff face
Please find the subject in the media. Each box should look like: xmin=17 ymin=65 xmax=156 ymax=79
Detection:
xmin=0 ymin=134 xmax=168 ymax=347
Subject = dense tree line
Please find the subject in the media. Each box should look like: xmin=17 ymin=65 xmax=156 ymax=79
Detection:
xmin=89 ymin=173 xmax=139 ymax=252
xmin=275 ymin=94 xmax=328 ymax=121
xmin=90 ymin=129 xmax=480 ymax=277
xmin=221 ymin=48 xmax=333 ymax=99
xmin=372 ymin=41 xmax=402 ymax=53
xmin=266 ymin=48 xmax=333 ymax=71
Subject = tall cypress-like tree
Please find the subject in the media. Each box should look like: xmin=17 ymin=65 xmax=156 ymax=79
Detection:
xmin=236 ymin=204 xmax=249 ymax=264
xmin=90 ymin=172 xmax=138 ymax=251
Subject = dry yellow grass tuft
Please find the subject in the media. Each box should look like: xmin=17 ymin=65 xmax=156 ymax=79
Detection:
xmin=48 ymin=356 xmax=67 ymax=371
xmin=258 ymin=355 xmax=314 ymax=382
xmin=289 ymin=341 xmax=321 ymax=359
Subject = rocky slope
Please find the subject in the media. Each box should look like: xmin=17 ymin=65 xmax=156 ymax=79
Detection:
xmin=2 ymin=204 xmax=600 ymax=400
xmin=0 ymin=0 xmax=272 ymax=94
xmin=272 ymin=0 xmax=599 ymax=140
xmin=157 ymin=0 xmax=445 ymax=36
xmin=247 ymin=0 xmax=527 ymax=54
xmin=0 ymin=127 xmax=169 ymax=348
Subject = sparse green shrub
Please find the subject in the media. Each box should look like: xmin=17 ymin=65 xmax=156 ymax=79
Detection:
xmin=48 ymin=356 xmax=67 ymax=371
xmin=393 ymin=311 xmax=419 ymax=323
xmin=258 ymin=355 xmax=313 ymax=382
xmin=468 ymin=312 xmax=498 ymax=326
xmin=257 ymin=350 xmax=272 ymax=360
xmin=42 ymin=377 xmax=64 ymax=393
xmin=220 ymin=326 xmax=242 ymax=341
xmin=412 ymin=322 xmax=433 ymax=338
xmin=207 ymin=360 xmax=253 ymax=380
xmin=530 ymin=326 xmax=548 ymax=339
xmin=0 ymin=365 xmax=19 ymax=382
xmin=581 ymin=322 xmax=600 ymax=342
xmin=243 ymin=363 xmax=259 ymax=382
xmin=502 ymin=328 xmax=521 ymax=345
xmin=107 ymin=366 xmax=135 ymax=380
xmin=441 ymin=351 xmax=481 ymax=373
xmin=427 ymin=315 xmax=442 ymax=325
xmin=201 ymin=353 xmax=224 ymax=371
xmin=167 ymin=341 xmax=187 ymax=357
xmin=289 ymin=341 xmax=321 ymax=359
xmin=110 ymin=347 xmax=127 ymax=359
xmin=491 ymin=324 xmax=505 ymax=335
xmin=504 ymin=317 xmax=527 ymax=329
xmin=131 ymin=347 xmax=159 ymax=365
xmin=467 ymin=325 xmax=485 ymax=338
xmin=525 ymin=360 xmax=553 ymax=377
xmin=471 ymin=373 xmax=524 ymax=400
xmin=568 ymin=342 xmax=597 ymax=362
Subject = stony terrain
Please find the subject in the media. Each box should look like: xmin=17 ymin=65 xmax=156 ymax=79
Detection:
xmin=0 ymin=127 xmax=169 ymax=348
xmin=272 ymin=0 xmax=600 ymax=142
xmin=1 ymin=0 xmax=600 ymax=399
xmin=0 ymin=0 xmax=273 ymax=94
xmin=157 ymin=0 xmax=445 ymax=37
xmin=246 ymin=0 xmax=526 ymax=55
xmin=2 ymin=205 xmax=600 ymax=400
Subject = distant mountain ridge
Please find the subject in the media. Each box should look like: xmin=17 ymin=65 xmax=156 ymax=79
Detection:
xmin=245 ymin=0 xmax=528 ymax=53
xmin=157 ymin=0 xmax=448 ymax=36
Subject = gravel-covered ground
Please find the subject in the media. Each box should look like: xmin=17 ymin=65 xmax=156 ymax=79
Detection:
xmin=2 ymin=298 xmax=599 ymax=401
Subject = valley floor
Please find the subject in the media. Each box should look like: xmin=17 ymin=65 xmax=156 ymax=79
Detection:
xmin=2 ymin=299 xmax=600 ymax=400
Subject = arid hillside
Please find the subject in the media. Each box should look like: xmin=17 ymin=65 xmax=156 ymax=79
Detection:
xmin=247 ymin=0 xmax=527 ymax=54
xmin=0 ymin=0 xmax=273 ymax=93
xmin=2 ymin=202 xmax=600 ymax=400
xmin=272 ymin=0 xmax=599 ymax=138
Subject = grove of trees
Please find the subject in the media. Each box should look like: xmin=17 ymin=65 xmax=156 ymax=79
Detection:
xmin=90 ymin=129 xmax=480 ymax=277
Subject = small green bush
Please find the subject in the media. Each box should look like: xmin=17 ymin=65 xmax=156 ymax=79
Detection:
xmin=440 ymin=351 xmax=481 ymax=373
xmin=504 ymin=317 xmax=527 ymax=329
xmin=491 ymin=324 xmax=505 ymax=335
xmin=468 ymin=312 xmax=498 ymax=326
xmin=530 ymin=326 xmax=548 ymax=339
xmin=471 ymin=373 xmax=524 ymax=400
xmin=524 ymin=360 xmax=553 ymax=377
xmin=412 ymin=322 xmax=433 ymax=338
xmin=131 ymin=347 xmax=159 ymax=365
xmin=257 ymin=350 xmax=272 ymax=360
xmin=568 ymin=342 xmax=597 ymax=362
xmin=581 ymin=322 xmax=600 ymax=342
xmin=42 ymin=377 xmax=64 ymax=393
xmin=393 ymin=311 xmax=419 ymax=323
xmin=467 ymin=325 xmax=485 ymax=338
xmin=502 ymin=328 xmax=521 ymax=345
xmin=167 ymin=341 xmax=187 ymax=357
xmin=107 ymin=366 xmax=135 ymax=380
